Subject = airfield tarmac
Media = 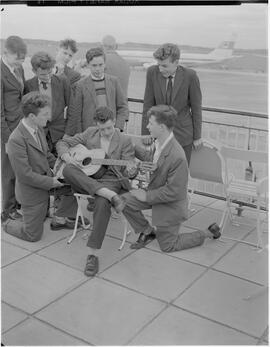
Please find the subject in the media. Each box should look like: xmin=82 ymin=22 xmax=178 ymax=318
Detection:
xmin=128 ymin=68 xmax=268 ymax=115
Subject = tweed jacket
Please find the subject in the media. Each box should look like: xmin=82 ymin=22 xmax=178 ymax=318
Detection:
xmin=56 ymin=127 xmax=135 ymax=191
xmin=135 ymin=136 xmax=189 ymax=226
xmin=142 ymin=65 xmax=202 ymax=146
xmin=6 ymin=121 xmax=56 ymax=205
xmin=65 ymin=73 xmax=128 ymax=135
xmin=24 ymin=74 xmax=70 ymax=143
xmin=1 ymin=60 xmax=25 ymax=144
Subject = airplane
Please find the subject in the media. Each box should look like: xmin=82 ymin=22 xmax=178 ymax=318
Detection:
xmin=117 ymin=35 xmax=239 ymax=69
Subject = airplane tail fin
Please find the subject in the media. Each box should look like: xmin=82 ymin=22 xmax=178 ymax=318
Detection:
xmin=208 ymin=34 xmax=237 ymax=60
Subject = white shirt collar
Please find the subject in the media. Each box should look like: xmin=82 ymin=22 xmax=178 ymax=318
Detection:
xmin=2 ymin=56 xmax=16 ymax=74
xmin=155 ymin=132 xmax=174 ymax=153
xmin=90 ymin=72 xmax=105 ymax=81
xmin=22 ymin=118 xmax=38 ymax=137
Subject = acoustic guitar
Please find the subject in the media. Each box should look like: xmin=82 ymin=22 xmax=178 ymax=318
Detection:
xmin=53 ymin=144 xmax=156 ymax=179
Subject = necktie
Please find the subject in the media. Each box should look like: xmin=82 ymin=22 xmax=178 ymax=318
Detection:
xmin=41 ymin=81 xmax=48 ymax=90
xmin=165 ymin=76 xmax=173 ymax=105
xmin=13 ymin=68 xmax=24 ymax=91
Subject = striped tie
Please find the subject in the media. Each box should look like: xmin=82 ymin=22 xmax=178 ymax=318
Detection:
xmin=165 ymin=76 xmax=173 ymax=105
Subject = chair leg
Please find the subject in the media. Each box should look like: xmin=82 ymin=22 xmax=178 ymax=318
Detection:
xmin=118 ymin=215 xmax=131 ymax=251
xmin=256 ymin=196 xmax=263 ymax=249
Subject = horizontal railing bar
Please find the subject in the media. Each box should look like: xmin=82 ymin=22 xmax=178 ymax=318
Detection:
xmin=128 ymin=97 xmax=268 ymax=119
xmin=189 ymin=189 xmax=268 ymax=211
xmin=202 ymin=120 xmax=268 ymax=133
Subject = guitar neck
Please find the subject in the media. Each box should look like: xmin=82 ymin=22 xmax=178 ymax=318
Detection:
xmin=91 ymin=158 xmax=132 ymax=167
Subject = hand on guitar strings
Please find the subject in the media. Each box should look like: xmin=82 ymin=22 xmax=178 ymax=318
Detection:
xmin=61 ymin=152 xmax=82 ymax=168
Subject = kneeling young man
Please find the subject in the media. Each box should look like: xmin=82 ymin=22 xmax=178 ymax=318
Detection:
xmin=5 ymin=92 xmax=77 ymax=242
xmin=122 ymin=105 xmax=220 ymax=252
xmin=57 ymin=106 xmax=136 ymax=276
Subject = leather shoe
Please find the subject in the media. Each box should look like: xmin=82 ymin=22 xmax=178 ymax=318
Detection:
xmin=208 ymin=222 xmax=221 ymax=239
xmin=8 ymin=211 xmax=23 ymax=220
xmin=111 ymin=195 xmax=126 ymax=213
xmin=50 ymin=217 xmax=89 ymax=231
xmin=84 ymin=255 xmax=99 ymax=277
xmin=130 ymin=231 xmax=156 ymax=249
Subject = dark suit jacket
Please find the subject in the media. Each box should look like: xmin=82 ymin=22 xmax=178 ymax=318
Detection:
xmin=7 ymin=121 xmax=56 ymax=206
xmin=65 ymin=74 xmax=129 ymax=135
xmin=1 ymin=60 xmax=25 ymax=144
xmin=56 ymin=127 xmax=134 ymax=192
xmin=135 ymin=137 xmax=188 ymax=226
xmin=142 ymin=65 xmax=202 ymax=147
xmin=24 ymin=75 xmax=71 ymax=143
xmin=63 ymin=65 xmax=81 ymax=85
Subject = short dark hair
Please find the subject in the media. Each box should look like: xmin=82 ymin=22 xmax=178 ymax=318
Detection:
xmin=147 ymin=105 xmax=177 ymax=130
xmin=86 ymin=47 xmax=105 ymax=63
xmin=5 ymin=36 xmax=27 ymax=56
xmin=94 ymin=106 xmax=115 ymax=124
xmin=22 ymin=92 xmax=51 ymax=118
xmin=59 ymin=38 xmax=78 ymax=53
xmin=153 ymin=43 xmax=180 ymax=62
xmin=31 ymin=51 xmax=55 ymax=71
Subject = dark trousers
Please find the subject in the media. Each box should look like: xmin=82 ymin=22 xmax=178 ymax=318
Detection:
xmin=1 ymin=143 xmax=18 ymax=215
xmin=4 ymin=186 xmax=77 ymax=242
xmin=182 ymin=143 xmax=193 ymax=166
xmin=63 ymin=164 xmax=123 ymax=249
xmin=122 ymin=193 xmax=205 ymax=252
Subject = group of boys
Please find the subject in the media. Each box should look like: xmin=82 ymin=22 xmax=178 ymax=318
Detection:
xmin=1 ymin=35 xmax=220 ymax=277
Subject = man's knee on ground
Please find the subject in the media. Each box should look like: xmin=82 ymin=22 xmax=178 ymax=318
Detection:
xmin=157 ymin=238 xmax=176 ymax=253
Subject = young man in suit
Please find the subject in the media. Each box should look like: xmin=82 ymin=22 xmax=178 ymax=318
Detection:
xmin=65 ymin=47 xmax=128 ymax=136
xmin=57 ymin=106 xmax=136 ymax=277
xmin=123 ymin=105 xmax=220 ymax=251
xmin=24 ymin=51 xmax=71 ymax=156
xmin=1 ymin=36 xmax=27 ymax=222
xmin=5 ymin=92 xmax=79 ymax=242
xmin=55 ymin=38 xmax=81 ymax=86
xmin=102 ymin=35 xmax=130 ymax=100
xmin=142 ymin=43 xmax=203 ymax=164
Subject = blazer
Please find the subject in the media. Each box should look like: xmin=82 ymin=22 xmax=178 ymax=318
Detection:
xmin=135 ymin=136 xmax=189 ymax=226
xmin=65 ymin=73 xmax=128 ymax=135
xmin=56 ymin=127 xmax=135 ymax=192
xmin=63 ymin=65 xmax=81 ymax=86
xmin=24 ymin=75 xmax=71 ymax=143
xmin=142 ymin=65 xmax=202 ymax=146
xmin=1 ymin=60 xmax=25 ymax=144
xmin=6 ymin=121 xmax=56 ymax=206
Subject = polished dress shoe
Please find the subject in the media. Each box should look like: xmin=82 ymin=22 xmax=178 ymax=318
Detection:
xmin=130 ymin=231 xmax=156 ymax=249
xmin=50 ymin=217 xmax=89 ymax=231
xmin=84 ymin=255 xmax=99 ymax=277
xmin=208 ymin=222 xmax=221 ymax=239
xmin=111 ymin=195 xmax=126 ymax=213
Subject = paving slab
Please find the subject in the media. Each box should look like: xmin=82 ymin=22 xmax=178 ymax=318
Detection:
xmin=147 ymin=227 xmax=236 ymax=267
xmin=38 ymin=234 xmax=134 ymax=273
xmin=1 ymin=303 xmax=28 ymax=334
xmin=214 ymin=235 xmax=268 ymax=285
xmin=174 ymin=269 xmax=268 ymax=338
xmin=2 ymin=317 xmax=88 ymax=346
xmin=101 ymin=248 xmax=205 ymax=302
xmin=1 ymin=241 xmax=31 ymax=267
xmin=2 ymin=253 xmax=84 ymax=314
xmin=36 ymin=277 xmax=165 ymax=345
xmin=1 ymin=219 xmax=70 ymax=252
xmin=129 ymin=305 xmax=257 ymax=345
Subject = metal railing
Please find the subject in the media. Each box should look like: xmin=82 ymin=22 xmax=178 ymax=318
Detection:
xmin=126 ymin=97 xmax=268 ymax=211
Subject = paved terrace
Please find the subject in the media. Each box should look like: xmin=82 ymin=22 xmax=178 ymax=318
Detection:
xmin=1 ymin=194 xmax=268 ymax=345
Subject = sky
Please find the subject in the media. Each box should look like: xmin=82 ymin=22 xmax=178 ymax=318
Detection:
xmin=0 ymin=3 xmax=268 ymax=49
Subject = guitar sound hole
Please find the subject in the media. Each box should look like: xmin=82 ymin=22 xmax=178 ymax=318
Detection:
xmin=82 ymin=157 xmax=92 ymax=166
